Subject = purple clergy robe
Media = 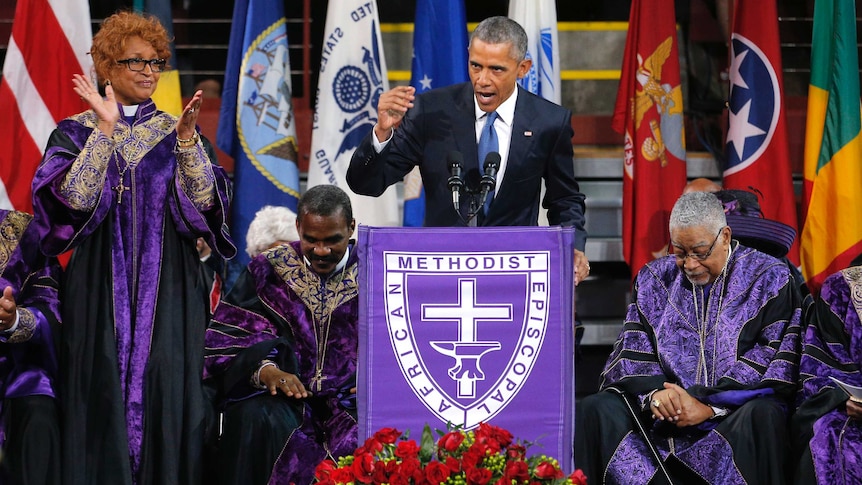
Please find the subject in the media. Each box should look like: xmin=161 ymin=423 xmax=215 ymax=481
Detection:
xmin=794 ymin=266 xmax=862 ymax=484
xmin=31 ymin=100 xmax=235 ymax=485
xmin=205 ymin=241 xmax=359 ymax=485
xmin=591 ymin=244 xmax=801 ymax=484
xmin=0 ymin=210 xmax=61 ymax=448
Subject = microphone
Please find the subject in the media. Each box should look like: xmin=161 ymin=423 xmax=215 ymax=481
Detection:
xmin=447 ymin=151 xmax=464 ymax=211
xmin=479 ymin=151 xmax=501 ymax=200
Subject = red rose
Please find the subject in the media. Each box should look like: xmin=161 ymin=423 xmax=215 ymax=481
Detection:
xmin=351 ymin=452 xmax=376 ymax=483
xmin=461 ymin=449 xmax=483 ymax=469
xmin=475 ymin=422 xmax=513 ymax=449
xmin=315 ymin=459 xmax=338 ymax=480
xmin=506 ymin=444 xmax=527 ymax=460
xmin=533 ymin=461 xmax=563 ymax=480
xmin=504 ymin=460 xmax=530 ymax=482
xmin=466 ymin=467 xmax=493 ymax=485
xmin=397 ymin=456 xmax=421 ymax=476
xmin=395 ymin=439 xmax=421 ymax=459
xmin=390 ymin=472 xmax=410 ymax=485
xmin=438 ymin=431 xmax=465 ymax=453
xmin=357 ymin=437 xmax=384 ymax=456
xmin=331 ymin=467 xmax=356 ymax=484
xmin=372 ymin=461 xmax=392 ymax=484
xmin=425 ymin=461 xmax=451 ymax=485
xmin=569 ymin=469 xmax=588 ymax=485
xmin=373 ymin=427 xmax=402 ymax=445
xmin=411 ymin=466 xmax=428 ymax=485
xmin=444 ymin=456 xmax=461 ymax=473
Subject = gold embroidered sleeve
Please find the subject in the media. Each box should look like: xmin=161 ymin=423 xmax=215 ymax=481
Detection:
xmin=7 ymin=308 xmax=36 ymax=344
xmin=58 ymin=130 xmax=114 ymax=211
xmin=175 ymin=144 xmax=216 ymax=210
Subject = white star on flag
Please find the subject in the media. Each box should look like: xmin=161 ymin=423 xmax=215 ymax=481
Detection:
xmin=419 ymin=74 xmax=433 ymax=91
xmin=726 ymin=99 xmax=766 ymax=159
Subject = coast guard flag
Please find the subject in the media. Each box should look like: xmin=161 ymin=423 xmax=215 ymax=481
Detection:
xmin=218 ymin=0 xmax=301 ymax=265
xmin=723 ymin=0 xmax=798 ymax=264
xmin=508 ymin=0 xmax=561 ymax=104
xmin=144 ymin=0 xmax=183 ymax=116
xmin=308 ymin=0 xmax=400 ymax=227
xmin=402 ymin=0 xmax=469 ymax=227
xmin=801 ymin=0 xmax=862 ymax=294
xmin=612 ymin=0 xmax=687 ymax=277
xmin=0 ymin=0 xmax=92 ymax=211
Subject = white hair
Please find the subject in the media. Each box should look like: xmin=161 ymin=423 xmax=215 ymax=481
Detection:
xmin=245 ymin=205 xmax=299 ymax=258
xmin=669 ymin=191 xmax=727 ymax=234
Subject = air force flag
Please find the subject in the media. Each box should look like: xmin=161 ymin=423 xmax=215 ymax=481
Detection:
xmin=308 ymin=0 xmax=400 ymax=227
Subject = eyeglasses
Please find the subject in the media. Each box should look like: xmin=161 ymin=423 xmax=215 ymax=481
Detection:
xmin=116 ymin=58 xmax=167 ymax=73
xmin=668 ymin=227 xmax=725 ymax=262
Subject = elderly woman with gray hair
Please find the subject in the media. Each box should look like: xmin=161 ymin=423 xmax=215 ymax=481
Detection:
xmin=575 ymin=191 xmax=802 ymax=485
xmin=245 ymin=205 xmax=300 ymax=258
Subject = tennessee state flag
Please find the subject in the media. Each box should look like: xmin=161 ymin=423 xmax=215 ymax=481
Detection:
xmin=0 ymin=0 xmax=92 ymax=211
xmin=612 ymin=0 xmax=687 ymax=277
xmin=801 ymin=0 xmax=862 ymax=294
xmin=723 ymin=0 xmax=798 ymax=264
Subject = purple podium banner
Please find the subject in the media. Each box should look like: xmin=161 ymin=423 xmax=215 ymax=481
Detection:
xmin=357 ymin=226 xmax=575 ymax=469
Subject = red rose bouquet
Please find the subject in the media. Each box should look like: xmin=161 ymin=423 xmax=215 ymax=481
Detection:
xmin=315 ymin=423 xmax=588 ymax=485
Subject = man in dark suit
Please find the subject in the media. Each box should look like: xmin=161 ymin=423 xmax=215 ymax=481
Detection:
xmin=347 ymin=16 xmax=590 ymax=283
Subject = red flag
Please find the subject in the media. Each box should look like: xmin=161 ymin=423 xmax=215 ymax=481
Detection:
xmin=613 ymin=0 xmax=687 ymax=277
xmin=0 ymin=0 xmax=92 ymax=212
xmin=723 ymin=0 xmax=799 ymax=264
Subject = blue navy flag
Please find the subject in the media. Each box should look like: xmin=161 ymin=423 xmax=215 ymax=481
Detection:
xmin=218 ymin=0 xmax=301 ymax=266
xmin=402 ymin=0 xmax=470 ymax=227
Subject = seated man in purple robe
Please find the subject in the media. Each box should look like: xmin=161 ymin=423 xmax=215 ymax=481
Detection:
xmin=204 ymin=185 xmax=358 ymax=485
xmin=575 ymin=191 xmax=802 ymax=485
xmin=0 ymin=210 xmax=62 ymax=485
xmin=791 ymin=265 xmax=862 ymax=484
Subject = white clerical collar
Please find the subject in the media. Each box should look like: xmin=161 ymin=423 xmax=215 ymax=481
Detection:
xmin=122 ymin=104 xmax=139 ymax=117
xmin=474 ymin=85 xmax=518 ymax=125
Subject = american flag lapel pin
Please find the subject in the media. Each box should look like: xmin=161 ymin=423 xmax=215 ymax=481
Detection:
xmin=524 ymin=130 xmax=533 ymax=137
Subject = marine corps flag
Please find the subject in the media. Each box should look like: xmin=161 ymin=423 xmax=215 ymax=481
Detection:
xmin=801 ymin=0 xmax=862 ymax=294
xmin=0 ymin=0 xmax=92 ymax=211
xmin=612 ymin=0 xmax=687 ymax=277
xmin=723 ymin=0 xmax=798 ymax=264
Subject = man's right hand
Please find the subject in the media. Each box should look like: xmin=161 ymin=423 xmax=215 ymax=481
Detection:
xmin=259 ymin=365 xmax=310 ymax=399
xmin=374 ymin=86 xmax=416 ymax=141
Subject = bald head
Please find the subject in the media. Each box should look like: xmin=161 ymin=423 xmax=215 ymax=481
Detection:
xmin=683 ymin=178 xmax=722 ymax=194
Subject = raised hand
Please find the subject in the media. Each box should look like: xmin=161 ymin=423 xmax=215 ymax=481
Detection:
xmin=177 ymin=90 xmax=203 ymax=140
xmin=374 ymin=86 xmax=415 ymax=141
xmin=72 ymin=73 xmax=119 ymax=135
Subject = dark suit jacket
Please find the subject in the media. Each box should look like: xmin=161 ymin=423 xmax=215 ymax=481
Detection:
xmin=347 ymin=83 xmax=587 ymax=250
